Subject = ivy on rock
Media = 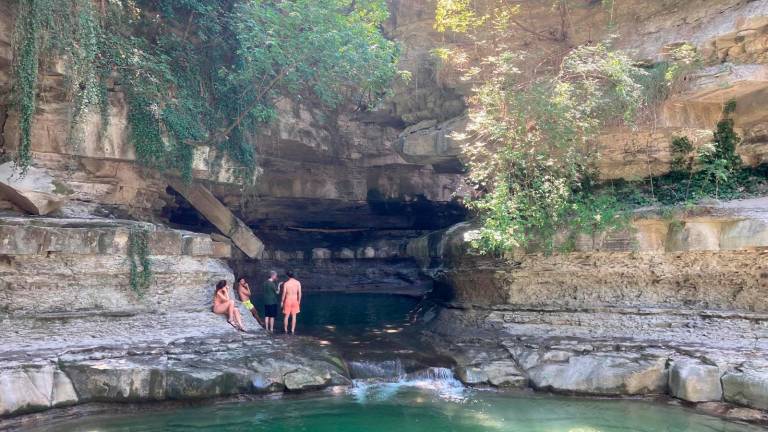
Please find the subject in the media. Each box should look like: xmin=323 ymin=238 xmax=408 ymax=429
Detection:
xmin=10 ymin=0 xmax=401 ymax=181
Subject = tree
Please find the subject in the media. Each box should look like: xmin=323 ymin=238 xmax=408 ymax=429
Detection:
xmin=10 ymin=0 xmax=401 ymax=180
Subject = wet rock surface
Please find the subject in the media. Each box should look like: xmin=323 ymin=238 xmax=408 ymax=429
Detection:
xmin=424 ymin=305 xmax=768 ymax=421
xmin=0 ymin=312 xmax=348 ymax=418
xmin=0 ymin=217 xmax=349 ymax=419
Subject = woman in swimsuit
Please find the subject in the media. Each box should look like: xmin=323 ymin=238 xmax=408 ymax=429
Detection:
xmin=212 ymin=279 xmax=245 ymax=332
xmin=281 ymin=270 xmax=302 ymax=334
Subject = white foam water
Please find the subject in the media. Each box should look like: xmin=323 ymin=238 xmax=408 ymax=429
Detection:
xmin=348 ymin=364 xmax=466 ymax=403
xmin=348 ymin=359 xmax=406 ymax=380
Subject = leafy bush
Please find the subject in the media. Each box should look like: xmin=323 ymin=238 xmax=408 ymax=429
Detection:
xmin=11 ymin=0 xmax=401 ymax=180
xmin=460 ymin=43 xmax=647 ymax=253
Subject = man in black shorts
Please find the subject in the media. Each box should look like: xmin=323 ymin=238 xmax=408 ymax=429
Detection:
xmin=262 ymin=270 xmax=279 ymax=333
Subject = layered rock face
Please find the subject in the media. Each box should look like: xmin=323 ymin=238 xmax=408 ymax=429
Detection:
xmin=0 ymin=1 xmax=466 ymax=231
xmin=0 ymin=217 xmax=350 ymax=418
xmin=1 ymin=0 xmax=768 ymax=424
xmin=411 ymin=198 xmax=768 ymax=419
xmin=388 ymin=0 xmax=768 ymax=181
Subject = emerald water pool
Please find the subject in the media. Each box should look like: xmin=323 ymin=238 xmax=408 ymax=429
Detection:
xmin=30 ymin=382 xmax=764 ymax=432
xmin=23 ymin=294 xmax=764 ymax=432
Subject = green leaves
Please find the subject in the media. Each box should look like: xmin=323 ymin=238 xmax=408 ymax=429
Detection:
xmin=128 ymin=227 xmax=152 ymax=297
xmin=463 ymin=43 xmax=645 ymax=254
xmin=230 ymin=0 xmax=398 ymax=108
xmin=11 ymin=0 xmax=400 ymax=181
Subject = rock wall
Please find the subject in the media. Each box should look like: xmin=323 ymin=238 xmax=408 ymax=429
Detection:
xmin=408 ymin=197 xmax=768 ymax=311
xmin=0 ymin=216 xmax=351 ymax=419
xmin=0 ymin=217 xmax=235 ymax=315
xmin=387 ymin=0 xmax=768 ymax=181
xmin=410 ymin=198 xmax=768 ymax=417
xmin=0 ymin=1 xmax=466 ymax=231
xmin=5 ymin=1 xmax=768 ymax=228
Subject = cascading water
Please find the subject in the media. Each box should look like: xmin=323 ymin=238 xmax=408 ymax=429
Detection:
xmin=348 ymin=359 xmax=466 ymax=403
xmin=21 ymin=294 xmax=767 ymax=432
xmin=348 ymin=359 xmax=407 ymax=380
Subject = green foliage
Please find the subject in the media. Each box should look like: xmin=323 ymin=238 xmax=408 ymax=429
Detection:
xmin=610 ymin=102 xmax=763 ymax=206
xmin=11 ymin=1 xmax=39 ymax=172
xmin=127 ymin=227 xmax=152 ymax=297
xmin=462 ymin=43 xmax=646 ymax=253
xmin=11 ymin=0 xmax=107 ymax=172
xmin=434 ymin=0 xmax=485 ymax=33
xmin=695 ymin=100 xmax=742 ymax=199
xmin=635 ymin=44 xmax=701 ymax=116
xmin=11 ymin=0 xmax=401 ymax=181
xmin=11 ymin=0 xmax=54 ymax=172
xmin=670 ymin=135 xmax=694 ymax=172
xmin=432 ymin=1 xmax=714 ymax=255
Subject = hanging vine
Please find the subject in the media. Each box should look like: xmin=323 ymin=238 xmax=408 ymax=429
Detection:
xmin=11 ymin=0 xmax=106 ymax=172
xmin=10 ymin=0 xmax=402 ymax=183
xmin=127 ymin=227 xmax=152 ymax=297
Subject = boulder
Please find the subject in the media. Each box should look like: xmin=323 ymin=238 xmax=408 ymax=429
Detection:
xmin=526 ymin=354 xmax=669 ymax=395
xmin=283 ymin=368 xmax=330 ymax=391
xmin=722 ymin=369 xmax=768 ymax=410
xmin=62 ymin=360 xmax=167 ymax=402
xmin=165 ymin=367 xmax=252 ymax=399
xmin=337 ymin=248 xmax=355 ymax=259
xmin=51 ymin=370 xmax=78 ymax=407
xmin=456 ymin=361 xmax=527 ymax=388
xmin=668 ymin=359 xmax=723 ymax=402
xmin=0 ymin=163 xmax=65 ymax=215
xmin=0 ymin=367 xmax=53 ymax=416
xmin=312 ymin=248 xmax=332 ymax=260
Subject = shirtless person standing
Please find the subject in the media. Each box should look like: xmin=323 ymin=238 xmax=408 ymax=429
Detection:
xmin=281 ymin=270 xmax=302 ymax=335
xmin=237 ymin=277 xmax=264 ymax=328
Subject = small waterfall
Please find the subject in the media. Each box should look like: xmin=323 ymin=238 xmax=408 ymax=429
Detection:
xmin=405 ymin=367 xmax=455 ymax=381
xmin=348 ymin=363 xmax=466 ymax=403
xmin=349 ymin=359 xmax=406 ymax=380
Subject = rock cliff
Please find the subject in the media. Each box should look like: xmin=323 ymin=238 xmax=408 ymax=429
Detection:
xmin=1 ymin=0 xmax=768 ymax=424
xmin=409 ymin=198 xmax=768 ymax=420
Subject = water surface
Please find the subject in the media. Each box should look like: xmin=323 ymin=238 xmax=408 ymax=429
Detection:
xmin=31 ymin=383 xmax=764 ymax=432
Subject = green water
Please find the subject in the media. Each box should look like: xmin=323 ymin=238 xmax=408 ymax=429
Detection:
xmin=299 ymin=292 xmax=420 ymax=331
xmin=32 ymin=387 xmax=764 ymax=432
xmin=297 ymin=293 xmax=451 ymax=370
xmin=27 ymin=294 xmax=764 ymax=432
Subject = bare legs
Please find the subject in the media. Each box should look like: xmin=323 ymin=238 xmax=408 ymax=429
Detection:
xmin=249 ymin=308 xmax=264 ymax=328
xmin=214 ymin=301 xmax=245 ymax=331
xmin=265 ymin=317 xmax=274 ymax=332
xmin=283 ymin=312 xmax=298 ymax=334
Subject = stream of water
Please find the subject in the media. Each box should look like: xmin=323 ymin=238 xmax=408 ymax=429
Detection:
xmin=24 ymin=293 xmax=767 ymax=432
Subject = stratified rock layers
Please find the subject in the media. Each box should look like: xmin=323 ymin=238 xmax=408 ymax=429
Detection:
xmin=0 ymin=217 xmax=348 ymax=418
xmin=412 ymin=199 xmax=768 ymax=415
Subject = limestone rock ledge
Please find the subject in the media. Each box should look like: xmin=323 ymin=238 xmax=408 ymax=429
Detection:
xmin=425 ymin=307 xmax=768 ymax=423
xmin=407 ymin=198 xmax=768 ymax=312
xmin=0 ymin=216 xmax=350 ymax=420
xmin=0 ymin=216 xmax=233 ymax=315
xmin=0 ymin=332 xmax=349 ymax=418
xmin=411 ymin=197 xmax=768 ymax=421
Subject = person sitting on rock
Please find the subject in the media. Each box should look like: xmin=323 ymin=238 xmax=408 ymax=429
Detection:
xmin=237 ymin=276 xmax=264 ymax=328
xmin=213 ymin=279 xmax=245 ymax=332
xmin=281 ymin=270 xmax=302 ymax=335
